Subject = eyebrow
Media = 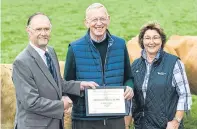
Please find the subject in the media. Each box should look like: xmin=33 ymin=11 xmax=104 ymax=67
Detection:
xmin=144 ymin=35 xmax=160 ymax=37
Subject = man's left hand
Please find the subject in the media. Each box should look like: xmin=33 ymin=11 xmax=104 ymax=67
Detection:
xmin=124 ymin=86 xmax=134 ymax=100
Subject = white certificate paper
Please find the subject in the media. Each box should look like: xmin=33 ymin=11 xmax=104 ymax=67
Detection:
xmin=85 ymin=87 xmax=126 ymax=116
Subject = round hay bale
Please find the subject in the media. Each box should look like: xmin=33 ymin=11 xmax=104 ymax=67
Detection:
xmin=1 ymin=64 xmax=15 ymax=129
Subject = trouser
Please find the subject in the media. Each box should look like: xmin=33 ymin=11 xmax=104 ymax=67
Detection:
xmin=72 ymin=118 xmax=125 ymax=129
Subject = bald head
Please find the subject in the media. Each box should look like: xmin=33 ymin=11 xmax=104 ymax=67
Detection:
xmin=27 ymin=12 xmax=51 ymax=26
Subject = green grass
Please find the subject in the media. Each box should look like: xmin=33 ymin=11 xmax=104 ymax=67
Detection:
xmin=1 ymin=0 xmax=197 ymax=128
xmin=2 ymin=0 xmax=197 ymax=63
xmin=184 ymin=95 xmax=197 ymax=129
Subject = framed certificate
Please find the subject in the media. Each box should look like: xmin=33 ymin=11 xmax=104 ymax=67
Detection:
xmin=85 ymin=86 xmax=127 ymax=116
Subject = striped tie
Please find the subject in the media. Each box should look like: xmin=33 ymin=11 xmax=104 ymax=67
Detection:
xmin=45 ymin=51 xmax=58 ymax=84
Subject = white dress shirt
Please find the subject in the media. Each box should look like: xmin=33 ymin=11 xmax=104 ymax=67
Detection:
xmin=29 ymin=42 xmax=48 ymax=67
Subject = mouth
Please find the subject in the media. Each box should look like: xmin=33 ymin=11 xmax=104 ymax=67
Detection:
xmin=40 ymin=38 xmax=48 ymax=40
xmin=95 ymin=27 xmax=104 ymax=31
xmin=147 ymin=46 xmax=156 ymax=49
xmin=39 ymin=37 xmax=48 ymax=40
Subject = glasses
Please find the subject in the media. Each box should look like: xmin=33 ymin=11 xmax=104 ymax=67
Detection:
xmin=143 ymin=36 xmax=161 ymax=42
xmin=29 ymin=26 xmax=51 ymax=34
xmin=88 ymin=17 xmax=108 ymax=24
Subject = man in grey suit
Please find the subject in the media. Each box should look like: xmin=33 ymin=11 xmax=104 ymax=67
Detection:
xmin=12 ymin=12 xmax=98 ymax=129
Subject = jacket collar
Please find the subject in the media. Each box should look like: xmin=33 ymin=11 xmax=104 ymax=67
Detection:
xmin=141 ymin=48 xmax=164 ymax=65
xmin=85 ymin=29 xmax=114 ymax=47
xmin=26 ymin=44 xmax=61 ymax=98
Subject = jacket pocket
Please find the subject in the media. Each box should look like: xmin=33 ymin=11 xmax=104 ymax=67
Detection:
xmin=25 ymin=116 xmax=51 ymax=127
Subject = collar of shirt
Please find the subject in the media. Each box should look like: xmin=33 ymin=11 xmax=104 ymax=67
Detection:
xmin=29 ymin=42 xmax=48 ymax=66
xmin=91 ymin=33 xmax=107 ymax=43
xmin=87 ymin=30 xmax=114 ymax=48
xmin=141 ymin=49 xmax=161 ymax=65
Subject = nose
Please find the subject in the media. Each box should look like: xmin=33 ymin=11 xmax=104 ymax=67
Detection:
xmin=40 ymin=29 xmax=47 ymax=35
xmin=147 ymin=38 xmax=155 ymax=45
xmin=150 ymin=38 xmax=155 ymax=42
xmin=96 ymin=19 xmax=102 ymax=25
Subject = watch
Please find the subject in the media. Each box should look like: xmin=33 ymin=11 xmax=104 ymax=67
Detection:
xmin=173 ymin=117 xmax=182 ymax=124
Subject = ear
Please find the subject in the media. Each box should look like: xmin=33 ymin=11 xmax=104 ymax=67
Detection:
xmin=84 ymin=19 xmax=90 ymax=28
xmin=107 ymin=15 xmax=110 ymax=26
xmin=26 ymin=26 xmax=31 ymax=35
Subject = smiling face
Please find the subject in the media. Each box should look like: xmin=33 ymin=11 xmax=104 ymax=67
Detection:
xmin=143 ymin=29 xmax=162 ymax=56
xmin=26 ymin=14 xmax=51 ymax=50
xmin=85 ymin=7 xmax=110 ymax=41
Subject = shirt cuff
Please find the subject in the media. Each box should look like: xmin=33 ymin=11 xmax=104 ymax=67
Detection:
xmin=124 ymin=79 xmax=134 ymax=88
xmin=176 ymin=102 xmax=191 ymax=111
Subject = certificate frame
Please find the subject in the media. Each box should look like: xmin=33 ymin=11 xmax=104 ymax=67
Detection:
xmin=85 ymin=86 xmax=127 ymax=116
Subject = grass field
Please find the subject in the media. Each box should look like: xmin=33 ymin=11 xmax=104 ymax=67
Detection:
xmin=1 ymin=0 xmax=197 ymax=129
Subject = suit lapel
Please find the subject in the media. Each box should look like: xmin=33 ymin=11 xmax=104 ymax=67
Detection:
xmin=27 ymin=45 xmax=61 ymax=98
xmin=47 ymin=47 xmax=62 ymax=94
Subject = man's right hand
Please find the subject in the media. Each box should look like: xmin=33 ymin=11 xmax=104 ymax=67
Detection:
xmin=80 ymin=81 xmax=99 ymax=90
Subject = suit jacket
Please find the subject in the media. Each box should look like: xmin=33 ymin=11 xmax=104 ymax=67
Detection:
xmin=12 ymin=44 xmax=81 ymax=129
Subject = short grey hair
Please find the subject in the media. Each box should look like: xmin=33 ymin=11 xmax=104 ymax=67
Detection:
xmin=85 ymin=3 xmax=109 ymax=19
